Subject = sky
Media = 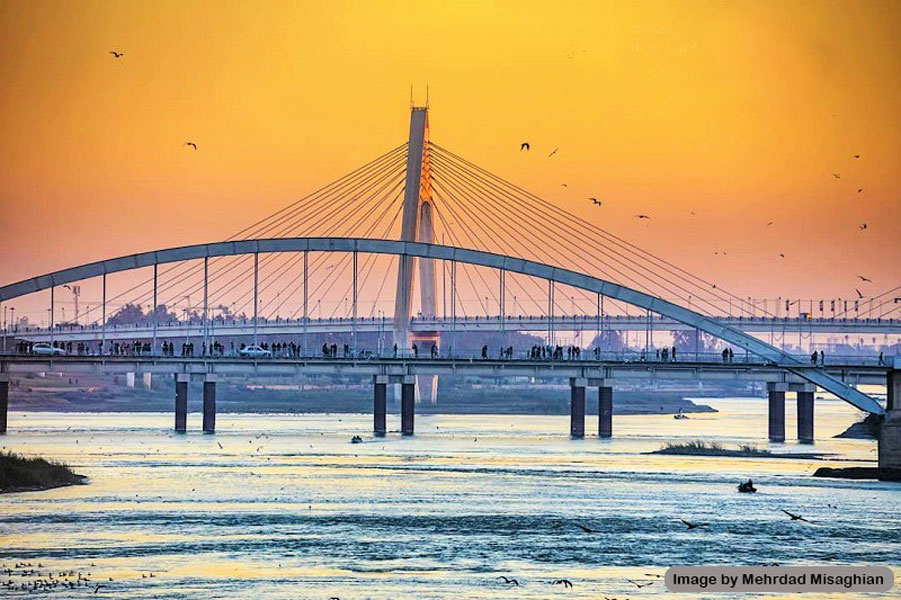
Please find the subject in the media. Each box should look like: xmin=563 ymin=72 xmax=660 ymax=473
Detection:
xmin=1 ymin=0 xmax=899 ymax=320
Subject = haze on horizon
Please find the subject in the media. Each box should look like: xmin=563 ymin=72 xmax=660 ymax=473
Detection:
xmin=1 ymin=0 xmax=899 ymax=309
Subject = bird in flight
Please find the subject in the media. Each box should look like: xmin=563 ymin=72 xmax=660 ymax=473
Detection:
xmin=548 ymin=148 xmax=559 ymax=157
xmin=589 ymin=197 xmax=601 ymax=206
xmin=496 ymin=576 xmax=519 ymax=586
xmin=779 ymin=253 xmax=785 ymax=259
xmin=859 ymin=223 xmax=868 ymax=230
xmin=520 ymin=142 xmax=530 ymax=151
xmin=858 ymin=275 xmax=872 ymax=283
xmin=184 ymin=142 xmax=197 ymax=151
xmin=855 ymin=289 xmax=864 ymax=299
xmin=217 ymin=442 xmax=223 ymax=449
xmin=679 ymin=519 xmax=708 ymax=530
xmin=853 ymin=154 xmax=860 ymax=159
xmin=627 ymin=579 xmax=655 ymax=589
xmin=832 ymin=173 xmax=841 ymax=179
xmin=858 ymin=188 xmax=863 ymax=193
xmin=781 ymin=509 xmax=809 ymax=522
xmin=766 ymin=221 xmax=774 ymax=227
xmin=574 ymin=522 xmax=599 ymax=533
xmin=635 ymin=214 xmax=651 ymax=220
xmin=689 ymin=211 xmax=697 ymax=216
xmin=109 ymin=51 xmax=123 ymax=58
xmin=560 ymin=183 xmax=568 ymax=187
xmin=552 ymin=579 xmax=573 ymax=588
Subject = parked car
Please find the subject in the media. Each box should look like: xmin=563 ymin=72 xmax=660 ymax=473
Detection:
xmin=238 ymin=345 xmax=272 ymax=358
xmin=32 ymin=342 xmax=65 ymax=356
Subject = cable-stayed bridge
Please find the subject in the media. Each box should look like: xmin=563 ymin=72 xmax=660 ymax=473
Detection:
xmin=1 ymin=106 xmax=899 ymax=476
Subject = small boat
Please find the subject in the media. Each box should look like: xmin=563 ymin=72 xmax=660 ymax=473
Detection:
xmin=737 ymin=479 xmax=757 ymax=493
xmin=350 ymin=435 xmax=363 ymax=444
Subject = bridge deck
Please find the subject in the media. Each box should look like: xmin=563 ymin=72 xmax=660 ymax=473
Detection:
xmin=2 ymin=356 xmax=889 ymax=386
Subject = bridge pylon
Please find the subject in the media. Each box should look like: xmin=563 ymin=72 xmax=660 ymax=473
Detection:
xmin=393 ymin=105 xmax=439 ymax=403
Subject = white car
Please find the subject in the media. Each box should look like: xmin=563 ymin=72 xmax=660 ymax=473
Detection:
xmin=238 ymin=345 xmax=272 ymax=358
xmin=32 ymin=342 xmax=65 ymax=356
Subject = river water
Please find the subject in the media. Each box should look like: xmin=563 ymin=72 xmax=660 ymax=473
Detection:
xmin=1 ymin=398 xmax=899 ymax=599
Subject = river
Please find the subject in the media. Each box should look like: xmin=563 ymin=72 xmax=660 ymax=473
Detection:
xmin=1 ymin=397 xmax=898 ymax=598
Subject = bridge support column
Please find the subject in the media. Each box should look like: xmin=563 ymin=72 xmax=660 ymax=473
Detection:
xmin=174 ymin=374 xmax=189 ymax=433
xmin=142 ymin=372 xmax=152 ymax=390
xmin=598 ymin=384 xmax=613 ymax=438
xmin=794 ymin=384 xmax=815 ymax=444
xmin=401 ymin=376 xmax=415 ymax=436
xmin=125 ymin=372 xmax=135 ymax=388
xmin=878 ymin=365 xmax=901 ymax=481
xmin=0 ymin=373 xmax=8 ymax=434
xmin=887 ymin=366 xmax=900 ymax=411
xmin=570 ymin=378 xmax=586 ymax=439
xmin=878 ymin=410 xmax=901 ymax=481
xmin=374 ymin=375 xmax=388 ymax=437
xmin=202 ymin=375 xmax=216 ymax=434
xmin=767 ymin=383 xmax=787 ymax=443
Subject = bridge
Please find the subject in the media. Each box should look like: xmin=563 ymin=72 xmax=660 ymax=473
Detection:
xmin=0 ymin=106 xmax=898 ymax=478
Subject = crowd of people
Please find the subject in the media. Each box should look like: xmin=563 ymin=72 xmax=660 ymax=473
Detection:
xmin=5 ymin=338 xmax=886 ymax=367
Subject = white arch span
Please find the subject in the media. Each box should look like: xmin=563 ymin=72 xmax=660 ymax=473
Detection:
xmin=0 ymin=237 xmax=884 ymax=414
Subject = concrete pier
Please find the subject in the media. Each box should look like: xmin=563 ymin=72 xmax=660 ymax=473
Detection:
xmin=174 ymin=374 xmax=189 ymax=433
xmin=373 ymin=375 xmax=388 ymax=436
xmin=767 ymin=382 xmax=787 ymax=442
xmin=570 ymin=378 xmax=586 ymax=438
xmin=598 ymin=385 xmax=613 ymax=438
xmin=125 ymin=372 xmax=135 ymax=388
xmin=878 ymin=365 xmax=901 ymax=480
xmin=202 ymin=375 xmax=216 ymax=434
xmin=142 ymin=372 xmax=152 ymax=390
xmin=401 ymin=376 xmax=415 ymax=436
xmin=0 ymin=373 xmax=8 ymax=434
xmin=879 ymin=409 xmax=901 ymax=481
xmin=795 ymin=384 xmax=815 ymax=444
xmin=888 ymin=366 xmax=900 ymax=411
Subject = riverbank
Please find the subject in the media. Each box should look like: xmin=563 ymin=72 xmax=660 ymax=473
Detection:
xmin=0 ymin=452 xmax=87 ymax=494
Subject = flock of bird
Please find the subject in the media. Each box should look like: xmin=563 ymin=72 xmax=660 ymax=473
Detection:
xmin=2 ymin=563 xmax=113 ymax=595
xmin=488 ymin=506 xmax=815 ymax=592
xmin=520 ymin=140 xmax=878 ymax=295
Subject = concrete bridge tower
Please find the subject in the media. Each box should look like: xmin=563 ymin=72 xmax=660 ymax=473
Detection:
xmin=393 ymin=105 xmax=439 ymax=402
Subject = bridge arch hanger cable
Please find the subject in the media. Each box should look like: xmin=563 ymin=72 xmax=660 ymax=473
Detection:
xmin=429 ymin=157 xmax=634 ymax=318
xmin=428 ymin=142 xmax=770 ymax=320
xmin=205 ymin=161 xmax=408 ymax=319
xmin=429 ymin=153 xmax=688 ymax=313
xmin=75 ymin=145 xmax=409 ymax=326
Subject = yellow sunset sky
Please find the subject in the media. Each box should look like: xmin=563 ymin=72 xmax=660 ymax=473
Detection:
xmin=1 ymin=0 xmax=898 ymax=312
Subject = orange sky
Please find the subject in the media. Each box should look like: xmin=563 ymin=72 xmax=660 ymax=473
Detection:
xmin=1 ymin=0 xmax=899 ymax=313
